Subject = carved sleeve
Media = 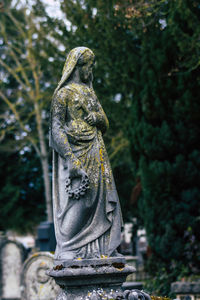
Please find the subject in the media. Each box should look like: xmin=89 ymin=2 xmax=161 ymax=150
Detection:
xmin=95 ymin=102 xmax=109 ymax=134
xmin=50 ymin=88 xmax=73 ymax=159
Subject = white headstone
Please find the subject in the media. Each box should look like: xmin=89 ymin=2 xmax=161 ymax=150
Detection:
xmin=21 ymin=252 xmax=59 ymax=300
xmin=0 ymin=240 xmax=24 ymax=299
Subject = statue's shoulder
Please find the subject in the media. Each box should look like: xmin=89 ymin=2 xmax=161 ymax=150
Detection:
xmin=65 ymin=82 xmax=82 ymax=94
xmin=54 ymin=83 xmax=83 ymax=106
xmin=55 ymin=86 xmax=70 ymax=99
xmin=58 ymin=83 xmax=81 ymax=98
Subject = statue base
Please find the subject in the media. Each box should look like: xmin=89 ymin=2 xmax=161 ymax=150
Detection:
xmin=47 ymin=257 xmax=135 ymax=299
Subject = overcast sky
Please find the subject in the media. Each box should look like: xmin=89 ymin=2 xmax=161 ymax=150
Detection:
xmin=12 ymin=0 xmax=71 ymax=28
xmin=40 ymin=0 xmax=63 ymax=19
xmin=13 ymin=0 xmax=63 ymax=18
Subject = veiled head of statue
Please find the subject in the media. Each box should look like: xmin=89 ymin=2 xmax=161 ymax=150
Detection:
xmin=55 ymin=47 xmax=95 ymax=93
xmin=77 ymin=49 xmax=95 ymax=66
xmin=77 ymin=50 xmax=95 ymax=84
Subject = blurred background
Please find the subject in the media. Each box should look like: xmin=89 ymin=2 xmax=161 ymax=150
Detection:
xmin=0 ymin=0 xmax=200 ymax=297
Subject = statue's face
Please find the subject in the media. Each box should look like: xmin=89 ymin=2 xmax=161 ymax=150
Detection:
xmin=79 ymin=60 xmax=94 ymax=83
xmin=78 ymin=51 xmax=95 ymax=84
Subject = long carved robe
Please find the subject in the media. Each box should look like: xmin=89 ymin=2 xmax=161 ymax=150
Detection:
xmin=50 ymin=80 xmax=122 ymax=262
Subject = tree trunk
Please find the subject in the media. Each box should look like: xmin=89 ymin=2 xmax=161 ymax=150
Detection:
xmin=34 ymin=101 xmax=53 ymax=222
xmin=41 ymin=153 xmax=53 ymax=222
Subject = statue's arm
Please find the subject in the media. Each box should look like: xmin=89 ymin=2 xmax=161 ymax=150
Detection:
xmin=85 ymin=103 xmax=109 ymax=134
xmin=95 ymin=103 xmax=109 ymax=134
xmin=50 ymin=88 xmax=81 ymax=167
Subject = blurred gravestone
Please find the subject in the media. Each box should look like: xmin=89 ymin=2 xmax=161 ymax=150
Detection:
xmin=0 ymin=239 xmax=25 ymax=300
xmin=21 ymin=252 xmax=60 ymax=300
xmin=171 ymin=281 xmax=200 ymax=300
xmin=36 ymin=222 xmax=56 ymax=251
xmin=120 ymin=223 xmax=134 ymax=255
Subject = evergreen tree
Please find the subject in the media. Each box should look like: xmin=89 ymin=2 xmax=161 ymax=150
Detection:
xmin=0 ymin=150 xmax=45 ymax=233
xmin=60 ymin=0 xmax=200 ymax=292
xmin=130 ymin=0 xmax=200 ymax=294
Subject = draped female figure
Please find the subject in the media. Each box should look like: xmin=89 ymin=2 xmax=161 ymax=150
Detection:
xmin=50 ymin=47 xmax=122 ymax=262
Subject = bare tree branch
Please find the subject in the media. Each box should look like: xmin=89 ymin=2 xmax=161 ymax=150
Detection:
xmin=7 ymin=10 xmax=27 ymax=40
xmin=0 ymin=90 xmax=41 ymax=157
xmin=0 ymin=58 xmax=27 ymax=91
xmin=1 ymin=23 xmax=32 ymax=90
xmin=1 ymin=6 xmax=53 ymax=221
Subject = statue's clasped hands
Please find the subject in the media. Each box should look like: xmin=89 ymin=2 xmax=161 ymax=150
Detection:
xmin=65 ymin=158 xmax=89 ymax=200
xmin=84 ymin=112 xmax=96 ymax=126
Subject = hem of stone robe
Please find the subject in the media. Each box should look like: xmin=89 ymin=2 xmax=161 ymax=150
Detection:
xmin=52 ymin=131 xmax=122 ymax=259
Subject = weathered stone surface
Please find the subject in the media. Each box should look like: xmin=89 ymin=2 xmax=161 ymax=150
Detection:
xmin=21 ymin=252 xmax=60 ymax=300
xmin=49 ymin=260 xmax=134 ymax=286
xmin=50 ymin=47 xmax=122 ymax=262
xmin=47 ymin=258 xmax=136 ymax=300
xmin=0 ymin=239 xmax=25 ymax=300
xmin=54 ymin=256 xmax=126 ymax=268
xmin=48 ymin=47 xmax=151 ymax=300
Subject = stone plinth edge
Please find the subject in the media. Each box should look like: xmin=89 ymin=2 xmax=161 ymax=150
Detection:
xmin=48 ymin=264 xmax=134 ymax=287
xmin=47 ymin=258 xmax=153 ymax=299
xmin=46 ymin=258 xmax=151 ymax=299
xmin=54 ymin=256 xmax=126 ymax=268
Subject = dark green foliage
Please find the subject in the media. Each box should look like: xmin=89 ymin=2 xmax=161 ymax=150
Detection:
xmin=130 ymin=0 xmax=200 ymax=294
xmin=59 ymin=4 xmax=200 ymax=287
xmin=0 ymin=150 xmax=46 ymax=233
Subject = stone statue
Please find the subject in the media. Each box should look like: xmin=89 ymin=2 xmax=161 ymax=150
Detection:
xmin=48 ymin=47 xmax=152 ymax=300
xmin=50 ymin=47 xmax=122 ymax=264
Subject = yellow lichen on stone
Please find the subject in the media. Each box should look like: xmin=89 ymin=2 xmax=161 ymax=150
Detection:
xmin=99 ymin=148 xmax=105 ymax=176
xmin=73 ymin=159 xmax=81 ymax=167
xmin=99 ymin=148 xmax=103 ymax=160
xmin=100 ymin=255 xmax=108 ymax=259
xmin=32 ymin=253 xmax=39 ymax=257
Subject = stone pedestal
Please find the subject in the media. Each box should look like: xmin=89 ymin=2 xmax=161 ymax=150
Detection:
xmin=47 ymin=257 xmax=139 ymax=300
